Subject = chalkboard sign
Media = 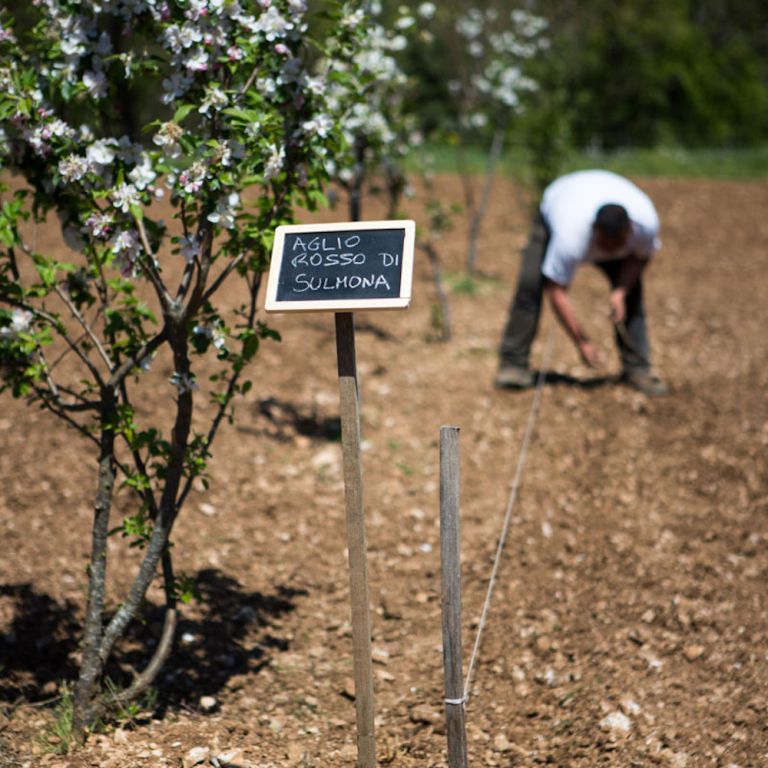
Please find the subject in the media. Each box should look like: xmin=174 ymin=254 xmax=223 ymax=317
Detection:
xmin=265 ymin=220 xmax=415 ymax=312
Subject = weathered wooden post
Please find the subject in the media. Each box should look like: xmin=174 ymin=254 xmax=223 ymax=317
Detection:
xmin=265 ymin=220 xmax=415 ymax=768
xmin=439 ymin=425 xmax=469 ymax=768
xmin=335 ymin=310 xmax=376 ymax=766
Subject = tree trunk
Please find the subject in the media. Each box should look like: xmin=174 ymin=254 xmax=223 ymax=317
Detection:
xmin=465 ymin=127 xmax=506 ymax=274
xmin=419 ymin=239 xmax=452 ymax=341
xmin=73 ymin=388 xmax=117 ymax=740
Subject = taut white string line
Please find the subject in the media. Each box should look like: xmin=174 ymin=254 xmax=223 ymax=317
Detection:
xmin=462 ymin=327 xmax=555 ymax=705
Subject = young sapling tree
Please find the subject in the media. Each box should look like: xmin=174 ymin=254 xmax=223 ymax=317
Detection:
xmin=0 ymin=0 xmax=363 ymax=739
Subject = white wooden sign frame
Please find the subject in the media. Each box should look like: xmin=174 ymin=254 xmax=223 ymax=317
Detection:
xmin=264 ymin=219 xmax=416 ymax=313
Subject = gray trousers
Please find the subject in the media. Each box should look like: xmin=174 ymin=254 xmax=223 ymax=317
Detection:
xmin=498 ymin=213 xmax=651 ymax=372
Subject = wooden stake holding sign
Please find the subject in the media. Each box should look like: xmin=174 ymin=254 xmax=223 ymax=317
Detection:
xmin=266 ymin=220 xmax=415 ymax=768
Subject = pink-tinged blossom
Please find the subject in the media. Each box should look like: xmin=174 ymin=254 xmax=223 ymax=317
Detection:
xmin=110 ymin=229 xmax=142 ymax=276
xmin=153 ymin=121 xmax=184 ymax=158
xmin=179 ymin=234 xmax=200 ymax=263
xmin=111 ymin=230 xmax=141 ymax=256
xmin=274 ymin=43 xmax=290 ymax=56
xmin=179 ymin=161 xmax=207 ymax=194
xmin=41 ymin=119 xmax=75 ymax=141
xmin=58 ymin=154 xmax=92 ymax=183
xmin=226 ymin=46 xmax=245 ymax=61
xmin=111 ymin=183 xmax=141 ymax=213
xmin=185 ymin=49 xmax=210 ymax=72
xmin=164 ymin=23 xmax=203 ymax=54
xmin=83 ymin=213 xmax=114 ymax=239
xmin=0 ymin=24 xmax=16 ymax=43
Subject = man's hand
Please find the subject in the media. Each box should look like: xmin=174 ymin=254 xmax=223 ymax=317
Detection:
xmin=609 ymin=288 xmax=627 ymax=324
xmin=577 ymin=339 xmax=602 ymax=368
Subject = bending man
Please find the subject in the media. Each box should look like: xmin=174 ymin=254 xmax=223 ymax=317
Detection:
xmin=496 ymin=169 xmax=667 ymax=396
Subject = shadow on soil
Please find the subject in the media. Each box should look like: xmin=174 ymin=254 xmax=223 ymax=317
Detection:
xmin=0 ymin=584 xmax=81 ymax=701
xmin=539 ymin=370 xmax=613 ymax=389
xmin=0 ymin=569 xmax=306 ymax=714
xmin=245 ymin=396 xmax=342 ymax=442
xmin=496 ymin=371 xmax=614 ymax=392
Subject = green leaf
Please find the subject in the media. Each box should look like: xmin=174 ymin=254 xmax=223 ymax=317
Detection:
xmin=172 ymin=104 xmax=196 ymax=124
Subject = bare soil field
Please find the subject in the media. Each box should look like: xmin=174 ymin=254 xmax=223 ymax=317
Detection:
xmin=1 ymin=175 xmax=767 ymax=768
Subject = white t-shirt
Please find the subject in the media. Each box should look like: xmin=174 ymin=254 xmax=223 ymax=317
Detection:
xmin=540 ymin=170 xmax=661 ymax=286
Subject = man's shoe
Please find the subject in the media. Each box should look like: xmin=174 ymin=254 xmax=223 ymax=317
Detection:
xmin=495 ymin=365 xmax=535 ymax=389
xmin=620 ymin=369 xmax=668 ymax=397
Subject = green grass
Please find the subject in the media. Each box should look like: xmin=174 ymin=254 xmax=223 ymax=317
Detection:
xmin=406 ymin=142 xmax=768 ymax=181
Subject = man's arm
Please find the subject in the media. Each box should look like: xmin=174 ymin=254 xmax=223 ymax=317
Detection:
xmin=609 ymin=255 xmax=649 ymax=323
xmin=543 ymin=278 xmax=602 ymax=367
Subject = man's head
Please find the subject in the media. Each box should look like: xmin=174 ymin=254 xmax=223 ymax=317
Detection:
xmin=593 ymin=204 xmax=630 ymax=251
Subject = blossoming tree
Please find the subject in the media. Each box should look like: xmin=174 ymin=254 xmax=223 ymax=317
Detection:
xmin=0 ymin=0 xmax=364 ymax=738
xmin=444 ymin=6 xmax=548 ymax=273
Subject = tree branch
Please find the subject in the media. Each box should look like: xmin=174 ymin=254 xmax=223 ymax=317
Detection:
xmin=99 ymin=323 xmax=193 ymax=665
xmin=53 ymin=284 xmax=114 ymax=371
xmin=1 ymin=296 xmax=105 ymax=387
xmin=199 ymin=251 xmax=245 ymax=306
xmin=134 ymin=217 xmax=174 ymax=311
xmin=107 ymin=329 xmax=167 ymax=390
xmin=176 ymin=270 xmax=263 ymax=511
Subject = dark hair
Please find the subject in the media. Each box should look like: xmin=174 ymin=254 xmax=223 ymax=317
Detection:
xmin=594 ymin=204 xmax=630 ymax=238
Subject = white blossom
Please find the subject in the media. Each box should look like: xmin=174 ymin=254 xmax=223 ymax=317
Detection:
xmin=263 ymin=144 xmax=284 ymax=182
xmin=287 ymin=0 xmax=307 ymax=15
xmin=456 ymin=10 xmax=483 ymax=40
xmin=417 ymin=2 xmax=436 ymax=20
xmin=252 ymin=7 xmax=293 ymax=41
xmin=193 ymin=322 xmax=227 ymax=350
xmin=128 ymin=154 xmax=157 ymax=190
xmin=0 ymin=309 xmax=33 ymax=339
xmin=86 ymin=139 xmax=116 ymax=167
xmin=199 ymin=85 xmax=228 ymax=115
xmin=83 ymin=70 xmax=107 ymax=99
xmin=111 ymin=183 xmax=141 ymax=213
xmin=302 ymin=113 xmax=333 ymax=139
xmin=207 ymin=191 xmax=239 ymax=229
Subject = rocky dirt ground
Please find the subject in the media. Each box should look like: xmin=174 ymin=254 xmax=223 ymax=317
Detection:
xmin=1 ymin=174 xmax=767 ymax=768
